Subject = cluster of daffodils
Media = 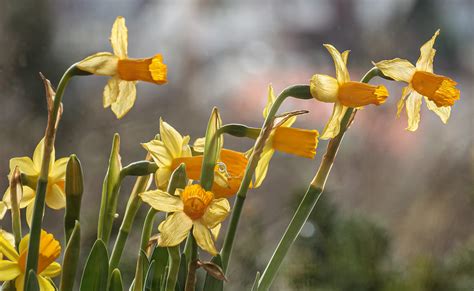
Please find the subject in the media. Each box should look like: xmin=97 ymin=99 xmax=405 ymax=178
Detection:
xmin=0 ymin=16 xmax=460 ymax=291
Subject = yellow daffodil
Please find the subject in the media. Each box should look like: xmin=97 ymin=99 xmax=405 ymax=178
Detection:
xmin=2 ymin=139 xmax=68 ymax=225
xmin=0 ymin=230 xmax=61 ymax=291
xmin=310 ymin=44 xmax=389 ymax=139
xmin=142 ymin=118 xmax=193 ymax=189
xmin=0 ymin=229 xmax=14 ymax=261
xmin=77 ymin=16 xmax=167 ymax=119
xmin=374 ymin=30 xmax=460 ymax=131
xmin=140 ymin=184 xmax=230 ymax=255
xmin=253 ymin=85 xmax=319 ymax=187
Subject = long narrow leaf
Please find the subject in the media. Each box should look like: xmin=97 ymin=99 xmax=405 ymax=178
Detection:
xmin=79 ymin=239 xmax=109 ymax=291
xmin=60 ymin=221 xmax=81 ymax=291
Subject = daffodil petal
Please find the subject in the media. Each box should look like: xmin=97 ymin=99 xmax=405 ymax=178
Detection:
xmin=76 ymin=52 xmax=119 ymax=76
xmin=323 ymin=44 xmax=350 ymax=84
xmin=320 ymin=102 xmax=349 ymax=139
xmin=193 ymin=221 xmax=218 ymax=256
xmin=37 ymin=275 xmax=56 ymax=291
xmin=210 ymin=224 xmax=221 ymax=241
xmin=397 ymin=86 xmax=413 ymax=118
xmin=19 ymin=233 xmax=30 ymax=254
xmin=424 ymin=96 xmax=451 ymax=124
xmin=103 ymin=77 xmax=120 ymax=108
xmin=201 ymin=198 xmax=230 ymax=229
xmin=310 ymin=74 xmax=339 ymax=103
xmin=160 ymin=119 xmax=185 ymax=159
xmin=9 ymin=157 xmax=37 ymax=176
xmin=51 ymin=157 xmax=68 ymax=182
xmin=33 ymin=138 xmax=54 ymax=171
xmin=193 ymin=137 xmax=205 ymax=153
xmin=158 ymin=212 xmax=193 ymax=247
xmin=373 ymin=58 xmax=416 ymax=83
xmin=139 ymin=190 xmax=184 ymax=212
xmin=15 ymin=273 xmax=25 ymax=291
xmin=111 ymin=80 xmax=137 ymax=119
xmin=341 ymin=50 xmax=350 ymax=65
xmin=416 ymin=29 xmax=440 ymax=72
xmin=45 ymin=184 xmax=65 ymax=210
xmin=3 ymin=186 xmax=35 ymax=209
xmin=40 ymin=262 xmax=61 ymax=278
xmin=0 ymin=261 xmax=21 ymax=281
xmin=0 ymin=202 xmax=7 ymax=219
xmin=142 ymin=140 xmax=172 ymax=167
xmin=26 ymin=202 xmax=35 ymax=227
xmin=253 ymin=148 xmax=275 ymax=188
xmin=155 ymin=167 xmax=172 ymax=189
xmin=0 ymin=230 xmax=15 ymax=248
xmin=0 ymin=232 xmax=19 ymax=261
xmin=405 ymin=91 xmax=423 ymax=131
xmin=110 ymin=16 xmax=128 ymax=59
xmin=263 ymin=84 xmax=276 ymax=119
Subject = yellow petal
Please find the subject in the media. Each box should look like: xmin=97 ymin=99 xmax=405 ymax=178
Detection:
xmin=3 ymin=186 xmax=35 ymax=209
xmin=323 ymin=44 xmax=350 ymax=84
xmin=253 ymin=147 xmax=274 ymax=188
xmin=26 ymin=203 xmax=35 ymax=227
xmin=0 ymin=261 xmax=21 ymax=281
xmin=424 ymin=96 xmax=451 ymax=124
xmin=110 ymin=16 xmax=128 ymax=59
xmin=405 ymin=91 xmax=423 ymax=131
xmin=0 ymin=202 xmax=7 ymax=219
xmin=396 ymin=86 xmax=412 ymax=118
xmin=341 ymin=50 xmax=350 ymax=65
xmin=103 ymin=77 xmax=120 ymax=108
xmin=111 ymin=80 xmax=137 ymax=119
xmin=45 ymin=184 xmax=65 ymax=210
xmin=51 ymin=157 xmax=68 ymax=182
xmin=158 ymin=211 xmax=193 ymax=247
xmin=142 ymin=140 xmax=172 ymax=167
xmin=373 ymin=58 xmax=416 ymax=82
xmin=155 ymin=167 xmax=172 ymax=189
xmin=37 ymin=275 xmax=56 ymax=291
xmin=210 ymin=224 xmax=221 ymax=241
xmin=416 ymin=29 xmax=440 ymax=72
xmin=193 ymin=221 xmax=218 ymax=256
xmin=40 ymin=262 xmax=61 ymax=278
xmin=15 ymin=274 xmax=25 ymax=291
xmin=310 ymin=74 xmax=339 ymax=103
xmin=139 ymin=189 xmax=183 ymax=212
xmin=193 ymin=137 xmax=205 ymax=153
xmin=201 ymin=198 xmax=230 ymax=229
xmin=9 ymin=157 xmax=38 ymax=176
xmin=160 ymin=118 xmax=187 ymax=159
xmin=0 ymin=232 xmax=19 ymax=261
xmin=263 ymin=84 xmax=276 ymax=119
xmin=76 ymin=52 xmax=119 ymax=76
xmin=320 ymin=102 xmax=349 ymax=139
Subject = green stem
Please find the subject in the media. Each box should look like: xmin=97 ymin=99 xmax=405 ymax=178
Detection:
xmin=184 ymin=236 xmax=198 ymax=291
xmin=140 ymin=208 xmax=157 ymax=251
xmin=24 ymin=64 xmax=79 ymax=280
xmin=257 ymin=68 xmax=382 ymax=290
xmin=221 ymin=85 xmax=310 ymax=271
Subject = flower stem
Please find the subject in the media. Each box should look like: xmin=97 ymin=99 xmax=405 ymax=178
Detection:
xmin=24 ymin=64 xmax=79 ymax=280
xmin=184 ymin=235 xmax=198 ymax=291
xmin=257 ymin=68 xmax=381 ymax=290
xmin=220 ymin=84 xmax=311 ymax=272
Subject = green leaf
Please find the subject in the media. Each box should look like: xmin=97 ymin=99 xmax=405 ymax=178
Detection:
xmin=202 ymin=255 xmax=224 ymax=291
xmin=80 ymin=239 xmax=109 ymax=291
xmin=143 ymin=261 xmax=155 ymax=291
xmin=133 ymin=250 xmax=150 ymax=291
xmin=109 ymin=269 xmax=124 ymax=291
xmin=150 ymin=246 xmax=169 ymax=290
xmin=251 ymin=271 xmax=260 ymax=291
xmin=200 ymin=107 xmax=222 ymax=190
xmin=65 ymin=155 xmax=84 ymax=243
xmin=165 ymin=246 xmax=181 ymax=291
xmin=60 ymin=221 xmax=81 ymax=291
xmin=25 ymin=270 xmax=39 ymax=291
xmin=176 ymin=253 xmax=188 ymax=291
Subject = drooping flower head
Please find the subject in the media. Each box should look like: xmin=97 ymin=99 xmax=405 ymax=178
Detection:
xmin=77 ymin=16 xmax=167 ymax=118
xmin=310 ymin=45 xmax=389 ymax=139
xmin=253 ymin=85 xmax=319 ymax=187
xmin=2 ymin=138 xmax=68 ymax=225
xmin=0 ymin=230 xmax=61 ymax=291
xmin=140 ymin=184 xmax=230 ymax=255
xmin=374 ymin=30 xmax=460 ymax=131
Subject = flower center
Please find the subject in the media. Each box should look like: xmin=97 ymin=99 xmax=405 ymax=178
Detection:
xmin=181 ymin=185 xmax=213 ymax=220
xmin=338 ymin=81 xmax=388 ymax=107
xmin=117 ymin=54 xmax=167 ymax=84
xmin=411 ymin=71 xmax=460 ymax=107
xmin=18 ymin=231 xmax=61 ymax=274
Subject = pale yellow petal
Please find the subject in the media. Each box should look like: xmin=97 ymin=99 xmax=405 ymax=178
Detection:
xmin=193 ymin=221 xmax=217 ymax=256
xmin=51 ymin=157 xmax=68 ymax=182
xmin=210 ymin=224 xmax=221 ymax=241
xmin=193 ymin=137 xmax=205 ymax=153
xmin=15 ymin=273 xmax=25 ymax=291
xmin=26 ymin=201 xmax=35 ymax=227
xmin=160 ymin=118 xmax=185 ymax=159
xmin=341 ymin=50 xmax=350 ymax=65
xmin=373 ymin=58 xmax=416 ymax=82
xmin=310 ymin=74 xmax=339 ymax=103
xmin=103 ymin=77 xmax=120 ymax=108
xmin=111 ymin=80 xmax=137 ymax=119
xmin=263 ymin=84 xmax=276 ymax=119
xmin=142 ymin=140 xmax=172 ymax=167
xmin=155 ymin=167 xmax=172 ymax=189
xmin=157 ymin=212 xmax=193 ymax=247
xmin=40 ymin=262 xmax=61 ymax=278
xmin=76 ymin=52 xmax=119 ymax=76
xmin=253 ymin=148 xmax=275 ymax=188
xmin=201 ymin=198 xmax=230 ymax=229
xmin=0 ymin=232 xmax=19 ymax=261
xmin=110 ymin=16 xmax=128 ymax=59
xmin=416 ymin=29 xmax=440 ymax=72
xmin=0 ymin=202 xmax=6 ymax=219
xmin=405 ymin=91 xmax=423 ymax=131
xmin=3 ymin=186 xmax=35 ymax=209
xmin=19 ymin=233 xmax=30 ymax=254
xmin=281 ymin=115 xmax=297 ymax=128
xmin=320 ymin=102 xmax=349 ymax=139
xmin=9 ymin=157 xmax=38 ymax=176
xmin=0 ymin=261 xmax=21 ymax=281
xmin=397 ymin=86 xmax=412 ymax=118
xmin=424 ymin=96 xmax=451 ymax=124
xmin=139 ymin=190 xmax=183 ymax=212
xmin=45 ymin=184 xmax=65 ymax=210
xmin=37 ymin=275 xmax=56 ymax=291
xmin=323 ymin=44 xmax=350 ymax=83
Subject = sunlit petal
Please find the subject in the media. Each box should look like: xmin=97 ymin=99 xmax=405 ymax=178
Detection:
xmin=263 ymin=84 xmax=276 ymax=119
xmin=424 ymin=97 xmax=451 ymax=124
xmin=158 ymin=212 xmax=193 ymax=247
xmin=253 ymin=147 xmax=274 ymax=188
xmin=76 ymin=52 xmax=119 ymax=76
xmin=373 ymin=58 xmax=416 ymax=82
xmin=416 ymin=29 xmax=440 ymax=72
xmin=323 ymin=44 xmax=350 ymax=84
xmin=160 ymin=118 xmax=185 ymax=159
xmin=310 ymin=74 xmax=339 ymax=103
xmin=0 ymin=260 xmax=20 ymax=281
xmin=111 ymin=80 xmax=137 ymax=119
xmin=320 ymin=102 xmax=349 ymax=139
xmin=37 ymin=275 xmax=56 ymax=291
xmin=405 ymin=91 xmax=423 ymax=131
xmin=201 ymin=198 xmax=230 ymax=229
xmin=193 ymin=221 xmax=218 ymax=256
xmin=9 ymin=157 xmax=38 ymax=176
xmin=103 ymin=77 xmax=120 ymax=108
xmin=110 ymin=16 xmax=128 ymax=59
xmin=40 ymin=262 xmax=61 ymax=278
xmin=51 ymin=157 xmax=69 ymax=182
xmin=140 ymin=190 xmax=184 ymax=212
xmin=45 ymin=184 xmax=65 ymax=210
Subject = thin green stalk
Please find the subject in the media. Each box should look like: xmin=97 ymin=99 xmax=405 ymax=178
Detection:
xmin=257 ymin=68 xmax=382 ymax=290
xmin=184 ymin=236 xmax=198 ymax=291
xmin=24 ymin=64 xmax=80 ymax=280
xmin=109 ymin=172 xmax=152 ymax=270
xmin=221 ymin=85 xmax=311 ymax=271
xmin=140 ymin=208 xmax=158 ymax=251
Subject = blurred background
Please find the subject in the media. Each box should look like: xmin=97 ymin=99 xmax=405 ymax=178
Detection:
xmin=0 ymin=0 xmax=473 ymax=290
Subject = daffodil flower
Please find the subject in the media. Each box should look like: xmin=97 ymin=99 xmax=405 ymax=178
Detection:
xmin=140 ymin=184 xmax=230 ymax=255
xmin=0 ymin=230 xmax=61 ymax=291
xmin=374 ymin=30 xmax=460 ymax=131
xmin=2 ymin=139 xmax=68 ymax=226
xmin=253 ymin=85 xmax=320 ymax=187
xmin=77 ymin=16 xmax=167 ymax=119
xmin=310 ymin=44 xmax=389 ymax=139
